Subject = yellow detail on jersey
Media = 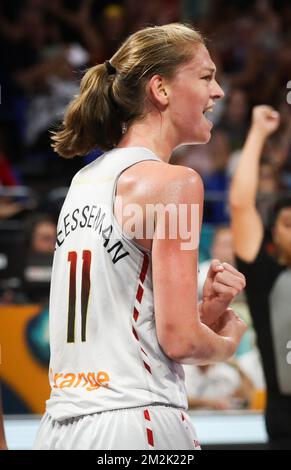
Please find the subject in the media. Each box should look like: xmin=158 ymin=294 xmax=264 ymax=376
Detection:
xmin=51 ymin=370 xmax=110 ymax=392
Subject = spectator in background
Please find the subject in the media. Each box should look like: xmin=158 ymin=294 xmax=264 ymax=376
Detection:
xmin=184 ymin=360 xmax=255 ymax=411
xmin=98 ymin=4 xmax=128 ymax=58
xmin=0 ymin=134 xmax=38 ymax=220
xmin=203 ymin=130 xmax=231 ymax=224
xmin=227 ymin=99 xmax=291 ymax=227
xmin=0 ymin=4 xmax=63 ymax=94
xmin=22 ymin=213 xmax=56 ymax=303
xmin=0 ymin=138 xmax=24 ymax=220
xmin=256 ymin=157 xmax=287 ymax=227
xmin=0 ymin=195 xmax=27 ymax=221
xmin=0 ymin=153 xmax=18 ymax=188
xmin=170 ymin=144 xmax=213 ymax=179
xmin=44 ymin=0 xmax=104 ymax=64
xmin=230 ymin=105 xmax=291 ymax=449
xmin=1 ymin=0 xmax=291 ymax=194
xmin=216 ymin=88 xmax=250 ymax=151
xmin=126 ymin=0 xmax=179 ymax=31
xmin=24 ymin=213 xmax=56 ymax=254
xmin=264 ymin=101 xmax=291 ymax=181
xmin=0 ymin=1 xmax=88 ymax=153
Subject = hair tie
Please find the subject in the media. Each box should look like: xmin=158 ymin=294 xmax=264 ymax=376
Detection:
xmin=105 ymin=60 xmax=116 ymax=75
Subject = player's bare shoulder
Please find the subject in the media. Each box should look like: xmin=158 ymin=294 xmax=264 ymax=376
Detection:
xmin=117 ymin=159 xmax=203 ymax=206
xmin=156 ymin=163 xmax=204 ymax=205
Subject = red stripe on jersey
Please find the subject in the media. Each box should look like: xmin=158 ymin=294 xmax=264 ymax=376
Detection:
xmin=132 ymin=326 xmax=139 ymax=341
xmin=144 ymin=409 xmax=151 ymax=421
xmin=139 ymin=254 xmax=149 ymax=284
xmin=133 ymin=307 xmax=139 ymax=322
xmin=144 ymin=410 xmax=154 ymax=447
xmin=140 ymin=347 xmax=148 ymax=357
xmin=132 ymin=253 xmax=152 ymax=376
xmin=147 ymin=428 xmax=154 ymax=447
xmin=181 ymin=412 xmax=185 ymax=421
xmin=136 ymin=284 xmax=144 ymax=303
xmin=143 ymin=361 xmax=152 ymax=374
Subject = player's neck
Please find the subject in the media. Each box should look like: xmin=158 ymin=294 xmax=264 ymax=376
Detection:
xmin=117 ymin=113 xmax=178 ymax=163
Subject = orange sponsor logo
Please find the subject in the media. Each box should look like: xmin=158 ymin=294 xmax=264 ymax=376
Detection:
xmin=50 ymin=368 xmax=110 ymax=392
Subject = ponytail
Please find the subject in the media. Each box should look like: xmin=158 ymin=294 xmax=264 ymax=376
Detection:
xmin=51 ymin=63 xmax=123 ymax=158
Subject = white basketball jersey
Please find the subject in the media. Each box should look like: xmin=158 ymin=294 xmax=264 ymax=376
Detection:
xmin=46 ymin=147 xmax=188 ymax=421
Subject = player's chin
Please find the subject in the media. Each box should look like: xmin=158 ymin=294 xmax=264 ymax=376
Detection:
xmin=201 ymin=131 xmax=212 ymax=144
xmin=194 ymin=128 xmax=212 ymax=144
xmin=194 ymin=119 xmax=213 ymax=143
xmin=183 ymin=123 xmax=212 ymax=145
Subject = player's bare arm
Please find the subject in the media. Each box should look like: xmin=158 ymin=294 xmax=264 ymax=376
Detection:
xmin=149 ymin=165 xmax=247 ymax=364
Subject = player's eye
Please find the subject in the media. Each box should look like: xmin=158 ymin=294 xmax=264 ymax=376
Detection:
xmin=202 ymin=75 xmax=212 ymax=81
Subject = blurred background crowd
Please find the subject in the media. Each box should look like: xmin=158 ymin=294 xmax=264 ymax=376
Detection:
xmin=0 ymin=0 xmax=290 ymax=418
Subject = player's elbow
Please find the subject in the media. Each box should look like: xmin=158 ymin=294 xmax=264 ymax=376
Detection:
xmin=158 ymin=326 xmax=213 ymax=364
xmin=169 ymin=339 xmax=236 ymax=365
xmin=161 ymin=341 xmax=196 ymax=363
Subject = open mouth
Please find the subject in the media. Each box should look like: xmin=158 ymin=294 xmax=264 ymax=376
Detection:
xmin=203 ymin=107 xmax=214 ymax=123
xmin=203 ymin=106 xmax=213 ymax=114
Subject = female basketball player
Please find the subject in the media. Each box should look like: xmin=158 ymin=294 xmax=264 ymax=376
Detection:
xmin=34 ymin=23 xmax=247 ymax=450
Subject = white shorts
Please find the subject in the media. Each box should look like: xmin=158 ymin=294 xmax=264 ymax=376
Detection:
xmin=33 ymin=405 xmax=201 ymax=450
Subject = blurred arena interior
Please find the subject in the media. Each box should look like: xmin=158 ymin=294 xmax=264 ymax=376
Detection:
xmin=0 ymin=0 xmax=291 ymax=450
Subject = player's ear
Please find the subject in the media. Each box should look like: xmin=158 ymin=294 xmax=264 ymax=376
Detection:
xmin=147 ymin=75 xmax=169 ymax=108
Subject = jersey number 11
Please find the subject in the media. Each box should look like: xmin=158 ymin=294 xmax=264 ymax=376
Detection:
xmin=67 ymin=250 xmax=91 ymax=343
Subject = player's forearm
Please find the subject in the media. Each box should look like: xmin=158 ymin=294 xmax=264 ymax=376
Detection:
xmin=229 ymin=127 xmax=266 ymax=209
xmin=172 ymin=322 xmax=236 ymax=366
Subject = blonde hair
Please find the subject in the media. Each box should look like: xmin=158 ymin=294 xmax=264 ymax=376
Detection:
xmin=52 ymin=23 xmax=204 ymax=158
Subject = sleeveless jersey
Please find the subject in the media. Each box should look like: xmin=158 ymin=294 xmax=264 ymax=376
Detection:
xmin=46 ymin=147 xmax=188 ymax=420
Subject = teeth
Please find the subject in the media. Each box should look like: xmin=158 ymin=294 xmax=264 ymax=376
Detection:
xmin=204 ymin=108 xmax=214 ymax=123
